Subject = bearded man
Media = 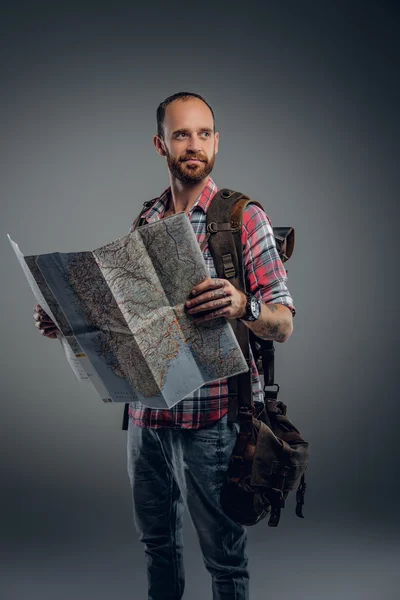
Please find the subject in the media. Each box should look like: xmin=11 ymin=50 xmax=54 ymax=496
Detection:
xmin=33 ymin=91 xmax=296 ymax=600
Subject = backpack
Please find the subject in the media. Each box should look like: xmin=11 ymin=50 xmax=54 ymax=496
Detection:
xmin=121 ymin=187 xmax=309 ymax=528
xmin=205 ymin=188 xmax=309 ymax=527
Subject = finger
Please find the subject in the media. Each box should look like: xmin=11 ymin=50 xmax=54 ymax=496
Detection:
xmin=190 ymin=278 xmax=226 ymax=297
xmin=187 ymin=296 xmax=232 ymax=314
xmin=34 ymin=311 xmax=52 ymax=321
xmin=186 ymin=287 xmax=228 ymax=308
xmin=41 ymin=329 xmax=59 ymax=338
xmin=207 ymin=285 xmax=229 ymax=300
xmin=194 ymin=305 xmax=232 ymax=322
xmin=42 ymin=329 xmax=58 ymax=339
xmin=36 ymin=320 xmax=57 ymax=331
xmin=34 ymin=315 xmax=55 ymax=326
xmin=187 ymin=281 xmax=228 ymax=306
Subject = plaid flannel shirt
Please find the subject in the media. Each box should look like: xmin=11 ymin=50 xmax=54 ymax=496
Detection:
xmin=128 ymin=176 xmax=296 ymax=429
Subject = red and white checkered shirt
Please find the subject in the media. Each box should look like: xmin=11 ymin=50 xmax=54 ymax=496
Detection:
xmin=128 ymin=176 xmax=296 ymax=429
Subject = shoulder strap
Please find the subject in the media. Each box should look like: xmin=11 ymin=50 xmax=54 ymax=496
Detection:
xmin=130 ymin=197 xmax=159 ymax=232
xmin=205 ymin=189 xmax=264 ymax=421
xmin=205 ymin=188 xmax=295 ymax=422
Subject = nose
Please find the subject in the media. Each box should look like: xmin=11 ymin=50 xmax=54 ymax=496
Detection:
xmin=186 ymin=134 xmax=201 ymax=152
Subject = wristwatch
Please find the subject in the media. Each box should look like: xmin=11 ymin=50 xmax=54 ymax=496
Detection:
xmin=241 ymin=293 xmax=261 ymax=321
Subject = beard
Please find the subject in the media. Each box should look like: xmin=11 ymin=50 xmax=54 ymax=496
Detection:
xmin=165 ymin=146 xmax=216 ymax=184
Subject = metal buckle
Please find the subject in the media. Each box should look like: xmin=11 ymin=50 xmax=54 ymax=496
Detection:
xmin=207 ymin=222 xmax=218 ymax=233
xmin=222 ymin=253 xmax=235 ymax=279
xmin=263 ymin=383 xmax=280 ymax=395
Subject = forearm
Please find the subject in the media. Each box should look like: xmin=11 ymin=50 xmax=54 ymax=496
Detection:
xmin=240 ymin=298 xmax=293 ymax=343
xmin=186 ymin=278 xmax=294 ymax=342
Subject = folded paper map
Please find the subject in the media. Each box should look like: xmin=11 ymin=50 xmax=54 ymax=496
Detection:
xmin=8 ymin=213 xmax=248 ymax=408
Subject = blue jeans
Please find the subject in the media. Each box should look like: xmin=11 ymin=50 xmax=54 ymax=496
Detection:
xmin=126 ymin=413 xmax=249 ymax=600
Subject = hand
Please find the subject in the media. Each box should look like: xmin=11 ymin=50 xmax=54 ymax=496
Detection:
xmin=33 ymin=304 xmax=60 ymax=339
xmin=185 ymin=277 xmax=247 ymax=323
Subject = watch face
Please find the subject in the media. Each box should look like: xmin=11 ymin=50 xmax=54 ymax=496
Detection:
xmin=250 ymin=296 xmax=261 ymax=319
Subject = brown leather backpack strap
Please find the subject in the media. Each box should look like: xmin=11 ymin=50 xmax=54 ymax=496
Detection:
xmin=202 ymin=189 xmax=244 ymax=282
xmin=206 ymin=189 xmax=263 ymax=420
xmin=230 ymin=197 xmax=265 ymax=229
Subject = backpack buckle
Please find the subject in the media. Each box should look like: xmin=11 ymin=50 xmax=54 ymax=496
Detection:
xmin=207 ymin=222 xmax=219 ymax=233
xmin=143 ymin=199 xmax=156 ymax=208
xmin=263 ymin=383 xmax=280 ymax=399
xmin=238 ymin=405 xmax=254 ymax=416
xmin=222 ymin=253 xmax=236 ymax=278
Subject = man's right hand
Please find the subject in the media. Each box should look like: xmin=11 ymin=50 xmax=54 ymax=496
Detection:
xmin=33 ymin=304 xmax=60 ymax=339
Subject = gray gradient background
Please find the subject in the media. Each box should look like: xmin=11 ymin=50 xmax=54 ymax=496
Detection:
xmin=1 ymin=1 xmax=399 ymax=599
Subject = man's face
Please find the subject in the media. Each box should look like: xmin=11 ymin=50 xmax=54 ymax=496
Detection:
xmin=156 ymin=98 xmax=219 ymax=184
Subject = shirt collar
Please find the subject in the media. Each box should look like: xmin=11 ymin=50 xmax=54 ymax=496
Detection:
xmin=143 ymin=176 xmax=219 ymax=220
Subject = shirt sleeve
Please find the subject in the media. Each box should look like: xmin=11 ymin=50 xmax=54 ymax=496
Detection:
xmin=242 ymin=203 xmax=296 ymax=318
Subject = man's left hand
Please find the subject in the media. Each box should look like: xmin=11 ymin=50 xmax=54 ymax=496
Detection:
xmin=185 ymin=277 xmax=246 ymax=323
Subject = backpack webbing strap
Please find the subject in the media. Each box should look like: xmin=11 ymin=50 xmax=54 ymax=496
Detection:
xmin=249 ymin=336 xmax=275 ymax=386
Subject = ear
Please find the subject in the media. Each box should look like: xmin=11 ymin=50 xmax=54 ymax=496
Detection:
xmin=214 ymin=131 xmax=219 ymax=155
xmin=153 ymin=134 xmax=167 ymax=157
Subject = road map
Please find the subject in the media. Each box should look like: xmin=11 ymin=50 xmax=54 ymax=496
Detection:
xmin=8 ymin=213 xmax=248 ymax=408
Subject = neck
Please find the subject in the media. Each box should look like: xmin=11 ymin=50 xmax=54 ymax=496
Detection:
xmin=167 ymin=176 xmax=210 ymax=214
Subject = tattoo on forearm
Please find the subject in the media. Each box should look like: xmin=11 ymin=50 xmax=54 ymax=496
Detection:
xmin=258 ymin=319 xmax=287 ymax=342
xmin=266 ymin=303 xmax=279 ymax=313
xmin=243 ymin=301 xmax=291 ymax=342
xmin=260 ymin=303 xmax=289 ymax=341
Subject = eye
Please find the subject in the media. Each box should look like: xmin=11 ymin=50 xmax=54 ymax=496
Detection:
xmin=175 ymin=132 xmax=188 ymax=139
xmin=201 ymin=131 xmax=211 ymax=137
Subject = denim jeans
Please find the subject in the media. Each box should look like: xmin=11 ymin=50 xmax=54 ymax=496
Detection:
xmin=126 ymin=413 xmax=249 ymax=600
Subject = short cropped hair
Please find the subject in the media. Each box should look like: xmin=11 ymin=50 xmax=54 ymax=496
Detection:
xmin=156 ymin=92 xmax=215 ymax=139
